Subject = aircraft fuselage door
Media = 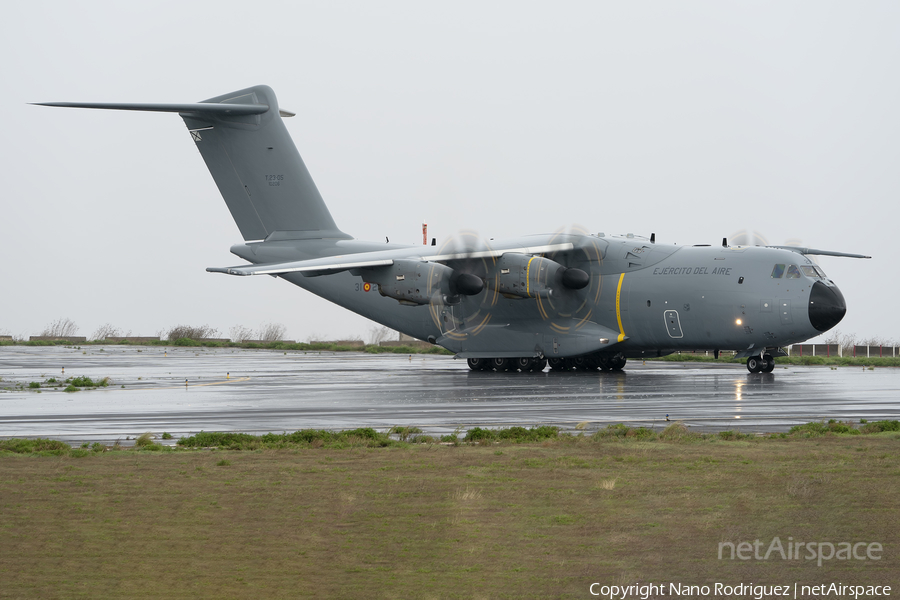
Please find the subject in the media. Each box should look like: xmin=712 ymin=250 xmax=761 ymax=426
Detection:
xmin=664 ymin=310 xmax=684 ymax=338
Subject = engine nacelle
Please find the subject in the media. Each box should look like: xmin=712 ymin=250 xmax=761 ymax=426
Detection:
xmin=488 ymin=253 xmax=589 ymax=299
xmin=362 ymin=260 xmax=483 ymax=305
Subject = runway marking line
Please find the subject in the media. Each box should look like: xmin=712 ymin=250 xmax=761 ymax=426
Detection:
xmin=151 ymin=377 xmax=251 ymax=390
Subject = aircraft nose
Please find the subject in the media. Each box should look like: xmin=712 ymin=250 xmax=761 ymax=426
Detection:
xmin=808 ymin=280 xmax=846 ymax=332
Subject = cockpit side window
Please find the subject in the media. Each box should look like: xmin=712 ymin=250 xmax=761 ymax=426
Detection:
xmin=800 ymin=265 xmax=820 ymax=278
xmin=771 ymin=264 xmax=785 ymax=278
xmin=814 ymin=265 xmax=828 ymax=278
xmin=786 ymin=265 xmax=801 ymax=279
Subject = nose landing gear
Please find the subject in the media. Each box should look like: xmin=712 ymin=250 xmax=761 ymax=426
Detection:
xmin=747 ymin=354 xmax=775 ymax=373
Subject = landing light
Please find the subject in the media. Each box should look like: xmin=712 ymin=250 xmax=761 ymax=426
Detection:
xmin=736 ymin=319 xmax=742 ymax=325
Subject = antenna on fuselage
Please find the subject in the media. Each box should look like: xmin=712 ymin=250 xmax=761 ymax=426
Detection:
xmin=722 ymin=237 xmax=728 ymax=248
xmin=650 ymin=233 xmax=656 ymax=244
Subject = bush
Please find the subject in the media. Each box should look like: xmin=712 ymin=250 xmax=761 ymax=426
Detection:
xmin=464 ymin=426 xmax=560 ymax=443
xmin=178 ymin=428 xmax=396 ymax=450
xmin=0 ymin=438 xmax=71 ymax=455
xmin=594 ymin=424 xmax=656 ymax=440
xmin=789 ymin=420 xmax=858 ymax=436
xmin=860 ymin=420 xmax=900 ymax=434
xmin=134 ymin=432 xmax=156 ymax=448
xmin=40 ymin=317 xmax=79 ymax=339
xmin=177 ymin=431 xmax=256 ymax=448
xmin=659 ymin=422 xmax=699 ymax=441
xmin=65 ymin=376 xmax=109 ymax=389
xmin=28 ymin=382 xmax=40 ymax=389
xmin=388 ymin=426 xmax=424 ymax=441
xmin=166 ymin=324 xmax=219 ymax=342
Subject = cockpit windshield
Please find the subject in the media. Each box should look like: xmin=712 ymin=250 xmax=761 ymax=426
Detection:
xmin=774 ymin=263 xmax=829 ymax=280
xmin=800 ymin=265 xmax=819 ymax=278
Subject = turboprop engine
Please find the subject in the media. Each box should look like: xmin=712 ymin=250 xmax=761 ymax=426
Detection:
xmin=488 ymin=253 xmax=590 ymax=299
xmin=362 ymin=260 xmax=484 ymax=306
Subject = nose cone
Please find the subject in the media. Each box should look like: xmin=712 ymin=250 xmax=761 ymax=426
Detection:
xmin=808 ymin=281 xmax=846 ymax=332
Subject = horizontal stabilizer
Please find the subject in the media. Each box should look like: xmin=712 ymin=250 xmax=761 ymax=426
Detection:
xmin=769 ymin=246 xmax=871 ymax=259
xmin=32 ymin=101 xmax=269 ymax=116
xmin=36 ymin=85 xmax=335 ymax=242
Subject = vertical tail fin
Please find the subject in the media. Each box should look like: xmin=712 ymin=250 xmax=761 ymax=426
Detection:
xmin=36 ymin=85 xmax=349 ymax=242
xmin=183 ymin=85 xmax=348 ymax=241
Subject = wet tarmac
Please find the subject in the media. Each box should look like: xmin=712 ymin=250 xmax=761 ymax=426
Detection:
xmin=0 ymin=345 xmax=898 ymax=444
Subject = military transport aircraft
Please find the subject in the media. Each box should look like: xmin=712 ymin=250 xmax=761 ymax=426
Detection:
xmin=37 ymin=85 xmax=870 ymax=373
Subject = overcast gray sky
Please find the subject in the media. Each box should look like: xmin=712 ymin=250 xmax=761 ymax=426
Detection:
xmin=2 ymin=1 xmax=897 ymax=343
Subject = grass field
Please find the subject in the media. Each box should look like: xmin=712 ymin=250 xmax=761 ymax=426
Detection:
xmin=1 ymin=429 xmax=898 ymax=598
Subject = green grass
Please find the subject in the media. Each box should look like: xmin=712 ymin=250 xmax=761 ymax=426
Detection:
xmin=0 ymin=438 xmax=71 ymax=455
xmin=0 ymin=428 xmax=897 ymax=597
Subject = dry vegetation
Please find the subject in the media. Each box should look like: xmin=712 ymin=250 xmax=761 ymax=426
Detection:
xmin=1 ymin=433 xmax=898 ymax=598
xmin=39 ymin=317 xmax=79 ymax=338
xmin=165 ymin=324 xmax=220 ymax=341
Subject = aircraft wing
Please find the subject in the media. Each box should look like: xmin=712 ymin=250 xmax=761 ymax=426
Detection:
xmin=207 ymin=257 xmax=395 ymax=277
xmin=768 ymin=246 xmax=871 ymax=259
xmin=207 ymin=242 xmax=575 ymax=277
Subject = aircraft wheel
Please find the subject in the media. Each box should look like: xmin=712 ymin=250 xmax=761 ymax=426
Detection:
xmin=762 ymin=354 xmax=775 ymax=373
xmin=609 ymin=353 xmax=626 ymax=371
xmin=571 ymin=357 xmax=590 ymax=371
xmin=514 ymin=357 xmax=534 ymax=371
xmin=531 ymin=357 xmax=548 ymax=372
xmin=491 ymin=357 xmax=512 ymax=372
xmin=548 ymin=358 xmax=567 ymax=371
xmin=586 ymin=356 xmax=605 ymax=371
xmin=467 ymin=358 xmax=489 ymax=371
xmin=746 ymin=356 xmax=763 ymax=373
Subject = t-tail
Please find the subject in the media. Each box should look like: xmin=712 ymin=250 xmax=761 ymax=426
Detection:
xmin=35 ymin=85 xmax=349 ymax=242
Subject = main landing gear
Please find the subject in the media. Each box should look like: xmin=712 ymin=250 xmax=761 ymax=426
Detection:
xmin=468 ymin=353 xmax=626 ymax=373
xmin=467 ymin=357 xmax=547 ymax=372
xmin=746 ymin=354 xmax=775 ymax=374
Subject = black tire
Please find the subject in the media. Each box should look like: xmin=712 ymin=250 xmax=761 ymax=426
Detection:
xmin=609 ymin=353 xmax=626 ymax=371
xmin=747 ymin=356 xmax=762 ymax=373
xmin=531 ymin=357 xmax=548 ymax=372
xmin=514 ymin=357 xmax=534 ymax=371
xmin=467 ymin=358 xmax=489 ymax=371
xmin=571 ymin=356 xmax=591 ymax=371
xmin=548 ymin=358 xmax=566 ymax=371
xmin=491 ymin=357 xmax=511 ymax=371
xmin=762 ymin=355 xmax=775 ymax=373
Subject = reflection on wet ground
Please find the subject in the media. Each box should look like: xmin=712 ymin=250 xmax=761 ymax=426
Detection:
xmin=1 ymin=345 xmax=897 ymax=444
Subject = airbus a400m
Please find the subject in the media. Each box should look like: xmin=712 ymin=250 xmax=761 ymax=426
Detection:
xmin=38 ymin=85 xmax=869 ymax=373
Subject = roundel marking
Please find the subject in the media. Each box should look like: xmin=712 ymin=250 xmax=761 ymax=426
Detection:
xmin=363 ymin=282 xmax=372 ymax=292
